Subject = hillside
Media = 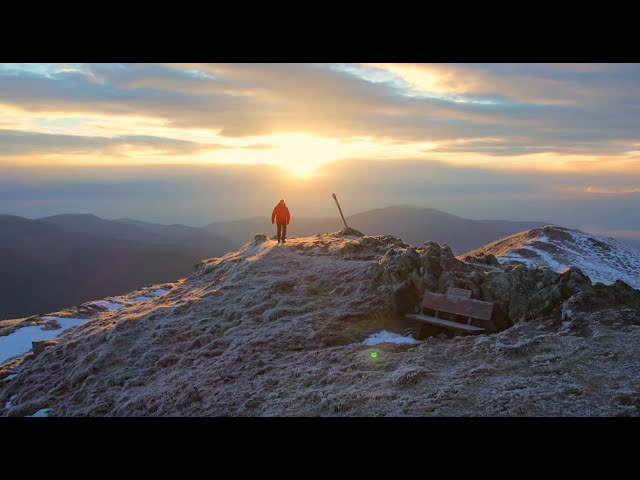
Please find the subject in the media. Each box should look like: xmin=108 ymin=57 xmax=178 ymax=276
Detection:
xmin=0 ymin=215 xmax=235 ymax=319
xmin=2 ymin=229 xmax=639 ymax=416
xmin=40 ymin=214 xmax=233 ymax=256
xmin=463 ymin=225 xmax=640 ymax=290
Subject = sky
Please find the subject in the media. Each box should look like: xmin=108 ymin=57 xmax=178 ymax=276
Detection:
xmin=0 ymin=63 xmax=638 ymax=238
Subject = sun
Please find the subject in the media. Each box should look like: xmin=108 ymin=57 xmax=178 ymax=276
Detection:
xmin=265 ymin=133 xmax=349 ymax=178
xmin=192 ymin=131 xmax=438 ymax=177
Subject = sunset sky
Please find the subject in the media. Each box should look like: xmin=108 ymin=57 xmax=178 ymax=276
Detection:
xmin=1 ymin=63 xmax=639 ymax=238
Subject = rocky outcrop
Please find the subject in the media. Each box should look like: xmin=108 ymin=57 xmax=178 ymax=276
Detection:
xmin=379 ymin=236 xmax=639 ymax=332
xmin=463 ymin=252 xmax=501 ymax=268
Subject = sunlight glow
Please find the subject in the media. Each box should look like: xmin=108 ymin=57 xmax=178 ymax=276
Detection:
xmin=196 ymin=133 xmax=439 ymax=178
xmin=261 ymin=133 xmax=348 ymax=178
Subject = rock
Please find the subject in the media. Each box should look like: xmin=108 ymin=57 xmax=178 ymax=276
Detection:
xmin=340 ymin=242 xmax=363 ymax=254
xmin=481 ymin=270 xmax=513 ymax=330
xmin=391 ymin=281 xmax=422 ymax=314
xmin=382 ymin=246 xmax=422 ymax=284
xmin=463 ymin=253 xmax=501 ymax=268
xmin=420 ymin=249 xmax=442 ymax=287
xmin=336 ymin=227 xmax=365 ymax=237
xmin=32 ymin=340 xmax=57 ymax=357
xmin=254 ymin=233 xmax=268 ymax=242
xmin=409 ymin=271 xmax=427 ymax=291
xmin=541 ymin=267 xmax=559 ymax=287
xmin=360 ymin=237 xmax=382 ymax=249
xmin=562 ymin=278 xmax=640 ymax=322
xmin=439 ymin=245 xmax=466 ymax=271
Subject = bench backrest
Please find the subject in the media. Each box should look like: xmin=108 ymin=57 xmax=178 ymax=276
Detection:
xmin=445 ymin=287 xmax=472 ymax=298
xmin=422 ymin=291 xmax=493 ymax=320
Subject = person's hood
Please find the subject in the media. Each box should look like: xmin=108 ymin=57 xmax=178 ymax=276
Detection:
xmin=278 ymin=200 xmax=286 ymax=206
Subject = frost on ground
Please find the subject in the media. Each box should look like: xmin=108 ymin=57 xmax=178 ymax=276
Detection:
xmin=0 ymin=285 xmax=175 ymax=366
xmin=1 ymin=230 xmax=639 ymax=417
xmin=464 ymin=225 xmax=640 ymax=290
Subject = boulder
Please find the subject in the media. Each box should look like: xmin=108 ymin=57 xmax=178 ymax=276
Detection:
xmin=336 ymin=227 xmax=364 ymax=237
xmin=391 ymin=281 xmax=422 ymax=314
xmin=463 ymin=253 xmax=501 ymax=268
xmin=32 ymin=340 xmax=57 ymax=357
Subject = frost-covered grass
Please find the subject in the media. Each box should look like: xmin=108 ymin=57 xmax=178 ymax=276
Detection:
xmin=1 ymin=285 xmax=174 ymax=367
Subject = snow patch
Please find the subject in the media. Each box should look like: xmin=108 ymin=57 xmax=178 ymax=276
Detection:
xmin=0 ymin=317 xmax=89 ymax=363
xmin=148 ymin=289 xmax=168 ymax=297
xmin=362 ymin=330 xmax=418 ymax=346
xmin=5 ymin=374 xmax=17 ymax=381
xmin=91 ymin=300 xmax=124 ymax=311
xmin=5 ymin=394 xmax=17 ymax=409
xmin=129 ymin=296 xmax=152 ymax=302
xmin=121 ymin=289 xmax=169 ymax=303
xmin=28 ymin=408 xmax=51 ymax=417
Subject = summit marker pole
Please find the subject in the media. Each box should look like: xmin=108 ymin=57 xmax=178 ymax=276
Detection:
xmin=332 ymin=193 xmax=348 ymax=229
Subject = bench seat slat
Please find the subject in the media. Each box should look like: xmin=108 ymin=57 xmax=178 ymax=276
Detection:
xmin=405 ymin=314 xmax=485 ymax=332
xmin=422 ymin=292 xmax=493 ymax=320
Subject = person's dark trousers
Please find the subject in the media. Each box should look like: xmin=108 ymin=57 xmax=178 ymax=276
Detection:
xmin=277 ymin=222 xmax=287 ymax=243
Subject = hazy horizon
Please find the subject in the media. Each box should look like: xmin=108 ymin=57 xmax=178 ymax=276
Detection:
xmin=1 ymin=63 xmax=639 ymax=240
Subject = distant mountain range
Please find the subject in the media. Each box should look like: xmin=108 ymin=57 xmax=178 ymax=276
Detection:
xmin=206 ymin=206 xmax=545 ymax=254
xmin=0 ymin=206 xmax=546 ymax=319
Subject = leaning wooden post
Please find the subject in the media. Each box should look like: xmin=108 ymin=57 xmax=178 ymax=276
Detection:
xmin=332 ymin=193 xmax=348 ymax=229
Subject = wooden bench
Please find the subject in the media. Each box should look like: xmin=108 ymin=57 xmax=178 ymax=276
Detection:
xmin=405 ymin=287 xmax=494 ymax=334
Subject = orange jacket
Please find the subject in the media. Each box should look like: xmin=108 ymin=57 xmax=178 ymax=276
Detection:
xmin=271 ymin=202 xmax=290 ymax=224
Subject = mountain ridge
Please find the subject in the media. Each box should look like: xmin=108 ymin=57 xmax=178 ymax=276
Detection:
xmin=463 ymin=224 xmax=640 ymax=290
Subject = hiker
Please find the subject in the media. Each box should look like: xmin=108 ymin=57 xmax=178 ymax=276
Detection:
xmin=271 ymin=199 xmax=290 ymax=243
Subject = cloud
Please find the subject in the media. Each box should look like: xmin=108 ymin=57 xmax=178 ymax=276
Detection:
xmin=585 ymin=185 xmax=640 ymax=195
xmin=0 ymin=129 xmax=223 ymax=156
xmin=1 ymin=63 xmax=640 ymax=166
